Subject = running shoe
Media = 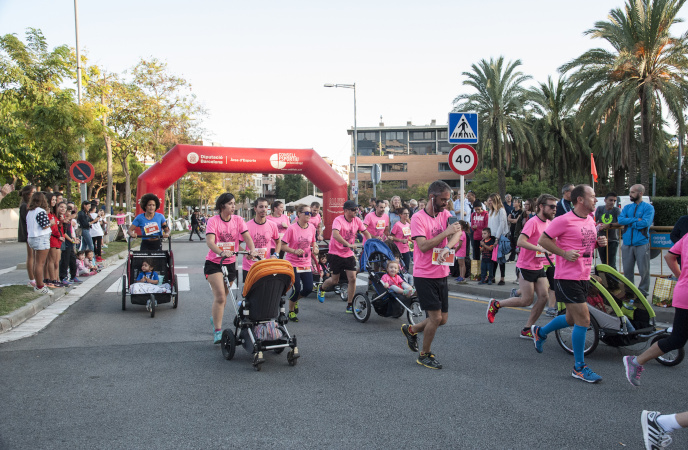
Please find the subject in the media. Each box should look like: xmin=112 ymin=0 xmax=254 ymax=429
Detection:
xmin=288 ymin=311 xmax=299 ymax=322
xmin=520 ymin=328 xmax=533 ymax=339
xmin=28 ymin=280 xmax=36 ymax=287
xmin=498 ymin=280 xmax=505 ymax=285
xmin=34 ymin=286 xmax=54 ymax=296
xmin=213 ymin=330 xmax=222 ymax=344
xmin=317 ymin=285 xmax=325 ymax=303
xmin=545 ymin=307 xmax=557 ymax=318
xmin=623 ymin=356 xmax=644 ymax=387
xmin=641 ymin=410 xmax=672 ymax=450
xmin=511 ymin=288 xmax=520 ymax=298
xmin=61 ymin=278 xmax=73 ymax=286
xmin=401 ymin=324 xmax=418 ymax=352
xmin=71 ymin=277 xmax=83 ymax=284
xmin=416 ymin=352 xmax=442 ymax=369
xmin=571 ymin=364 xmax=602 ymax=383
xmin=531 ymin=325 xmax=546 ymax=353
xmin=454 ymin=276 xmax=464 ymax=283
xmin=102 ymin=244 xmax=108 ymax=249
xmin=294 ymin=300 xmax=299 ymax=314
xmin=345 ymin=305 xmax=353 ymax=314
xmin=486 ymin=299 xmax=499 ymax=323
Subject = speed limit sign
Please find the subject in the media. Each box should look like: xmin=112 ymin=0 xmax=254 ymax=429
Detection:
xmin=448 ymin=144 xmax=478 ymax=175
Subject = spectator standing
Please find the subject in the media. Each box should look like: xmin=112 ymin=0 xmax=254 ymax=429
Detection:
xmin=77 ymin=201 xmax=96 ymax=252
xmin=487 ymin=193 xmax=509 ymax=285
xmin=26 ymin=192 xmax=53 ymax=295
xmin=618 ymin=184 xmax=654 ymax=297
xmin=595 ymin=192 xmax=621 ymax=270
xmin=555 ymin=183 xmax=574 ymax=217
xmin=507 ymin=198 xmax=524 ymax=262
xmin=470 ymin=201 xmax=489 ymax=261
xmin=504 ymin=193 xmax=514 ymax=216
xmin=189 ymin=209 xmax=203 ymax=241
xmin=408 ymin=199 xmax=418 ymax=216
xmin=18 ymin=185 xmax=36 ymax=286
xmin=59 ymin=206 xmax=80 ymax=284
xmin=90 ymin=205 xmax=104 ymax=262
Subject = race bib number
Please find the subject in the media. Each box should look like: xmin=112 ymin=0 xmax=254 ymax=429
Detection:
xmin=254 ymin=248 xmax=268 ymax=260
xmin=296 ymin=266 xmax=312 ymax=273
xmin=217 ymin=241 xmax=235 ymax=253
xmin=535 ymin=251 xmax=546 ymax=258
xmin=432 ymin=248 xmax=455 ymax=266
xmin=402 ymin=226 xmax=411 ymax=237
xmin=143 ymin=222 xmax=160 ymax=235
xmin=376 ymin=220 xmax=386 ymax=230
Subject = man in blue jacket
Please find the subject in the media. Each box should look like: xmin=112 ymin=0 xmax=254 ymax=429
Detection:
xmin=618 ymin=184 xmax=654 ymax=297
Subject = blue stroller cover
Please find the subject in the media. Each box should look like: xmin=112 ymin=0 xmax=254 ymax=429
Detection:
xmin=360 ymin=239 xmax=395 ymax=271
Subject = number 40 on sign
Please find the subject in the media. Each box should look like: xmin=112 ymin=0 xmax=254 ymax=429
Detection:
xmin=448 ymin=144 xmax=478 ymax=176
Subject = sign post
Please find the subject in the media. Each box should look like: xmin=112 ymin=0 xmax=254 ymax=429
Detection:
xmin=69 ymin=160 xmax=95 ymax=184
xmin=447 ymin=144 xmax=479 ymax=220
xmin=371 ymin=163 xmax=381 ymax=199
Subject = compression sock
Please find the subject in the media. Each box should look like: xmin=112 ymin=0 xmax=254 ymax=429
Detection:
xmin=657 ymin=414 xmax=681 ymax=433
xmin=572 ymin=324 xmax=587 ymax=368
xmin=539 ymin=315 xmax=569 ymax=336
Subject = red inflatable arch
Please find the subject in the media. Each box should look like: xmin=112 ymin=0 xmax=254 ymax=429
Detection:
xmin=136 ymin=145 xmax=348 ymax=236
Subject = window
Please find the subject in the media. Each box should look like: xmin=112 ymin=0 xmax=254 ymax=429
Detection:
xmin=411 ymin=131 xmax=435 ymax=140
xmin=438 ymin=130 xmax=448 ymax=140
xmin=357 ymin=131 xmax=377 ymax=141
xmin=357 ymin=164 xmax=372 ymax=174
xmin=410 ymin=142 xmax=436 ymax=155
xmin=381 ymin=163 xmax=407 ymax=172
xmin=385 ymin=131 xmax=404 ymax=141
xmin=438 ymin=162 xmax=452 ymax=172
xmin=438 ymin=142 xmax=454 ymax=154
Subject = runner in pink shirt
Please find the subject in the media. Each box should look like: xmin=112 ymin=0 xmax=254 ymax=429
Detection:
xmin=400 ymin=181 xmax=462 ymax=370
xmin=308 ymin=201 xmax=324 ymax=241
xmin=240 ymin=198 xmax=280 ymax=279
xmin=486 ymin=194 xmax=558 ymax=338
xmin=281 ymin=204 xmax=319 ymax=322
xmin=362 ymin=199 xmax=390 ymax=244
xmin=318 ymin=200 xmax=372 ymax=312
xmin=532 ymin=184 xmax=608 ymax=384
xmin=390 ymin=206 xmax=413 ymax=272
xmin=267 ymin=200 xmax=290 ymax=257
xmin=623 ymin=232 xmax=688 ymax=387
xmin=205 ymin=193 xmax=258 ymax=344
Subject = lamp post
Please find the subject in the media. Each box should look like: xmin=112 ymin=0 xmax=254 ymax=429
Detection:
xmin=74 ymin=0 xmax=87 ymax=203
xmin=324 ymin=83 xmax=358 ymax=205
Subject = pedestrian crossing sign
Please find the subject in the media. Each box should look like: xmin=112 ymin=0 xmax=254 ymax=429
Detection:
xmin=448 ymin=112 xmax=478 ymax=144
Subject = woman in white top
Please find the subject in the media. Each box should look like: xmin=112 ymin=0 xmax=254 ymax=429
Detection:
xmin=26 ymin=192 xmax=54 ymax=295
xmin=487 ymin=193 xmax=508 ymax=285
xmin=90 ymin=205 xmax=104 ymax=260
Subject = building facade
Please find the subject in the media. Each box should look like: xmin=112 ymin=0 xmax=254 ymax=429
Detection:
xmin=347 ymin=120 xmax=462 ymax=191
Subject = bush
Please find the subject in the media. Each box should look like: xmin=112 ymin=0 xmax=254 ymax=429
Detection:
xmin=651 ymin=197 xmax=688 ymax=226
xmin=0 ymin=190 xmax=20 ymax=209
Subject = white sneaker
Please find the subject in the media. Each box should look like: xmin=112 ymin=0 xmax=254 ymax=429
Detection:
xmin=34 ymin=286 xmax=54 ymax=296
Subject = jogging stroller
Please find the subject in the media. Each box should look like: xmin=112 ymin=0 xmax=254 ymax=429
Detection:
xmin=351 ymin=239 xmax=423 ymax=324
xmin=220 ymin=258 xmax=299 ymax=371
xmin=555 ymin=264 xmax=684 ymax=366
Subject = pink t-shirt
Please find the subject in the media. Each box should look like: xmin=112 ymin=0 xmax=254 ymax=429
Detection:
xmin=205 ymin=214 xmax=248 ymax=265
xmin=308 ymin=213 xmax=322 ymax=232
xmin=456 ymin=231 xmax=467 ymax=258
xmin=329 ymin=215 xmax=365 ymax=258
xmin=282 ymin=222 xmax=316 ymax=268
xmin=240 ymin=219 xmax=279 ymax=271
xmin=668 ymin=234 xmax=688 ymax=309
xmin=544 ymin=211 xmax=597 ymax=280
xmin=517 ymin=215 xmax=550 ymax=271
xmin=116 ymin=214 xmax=126 ymax=225
xmin=266 ymin=213 xmax=290 ymax=237
xmin=411 ymin=209 xmax=452 ymax=278
xmin=381 ymin=273 xmax=404 ymax=289
xmin=391 ymin=220 xmax=412 ymax=253
xmin=363 ymin=211 xmax=389 ymax=243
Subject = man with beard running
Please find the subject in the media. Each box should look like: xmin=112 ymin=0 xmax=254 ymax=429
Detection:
xmin=486 ymin=194 xmax=557 ymax=338
xmin=400 ymin=181 xmax=462 ymax=369
xmin=530 ymin=185 xmax=608 ymax=383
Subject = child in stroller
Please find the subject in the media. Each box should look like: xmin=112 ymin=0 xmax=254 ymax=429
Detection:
xmin=380 ymin=260 xmax=416 ymax=297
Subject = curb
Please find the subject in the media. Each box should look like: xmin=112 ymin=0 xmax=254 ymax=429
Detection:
xmin=0 ymin=247 xmax=133 ymax=334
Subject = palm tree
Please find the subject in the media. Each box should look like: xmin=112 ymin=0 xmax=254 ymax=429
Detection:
xmin=453 ymin=57 xmax=533 ymax=196
xmin=530 ymin=76 xmax=589 ymax=188
xmin=560 ymin=0 xmax=688 ymax=191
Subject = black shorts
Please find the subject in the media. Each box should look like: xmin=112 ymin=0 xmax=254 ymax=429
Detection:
xmin=520 ymin=268 xmax=546 ymax=283
xmin=328 ymin=253 xmax=356 ymax=275
xmin=553 ymin=279 xmax=589 ymax=304
xmin=204 ymin=260 xmax=237 ymax=283
xmin=414 ymin=277 xmax=448 ymax=313
xmin=546 ymin=266 xmax=555 ymax=290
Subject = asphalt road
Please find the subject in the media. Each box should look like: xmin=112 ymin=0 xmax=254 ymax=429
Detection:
xmin=0 ymin=240 xmax=685 ymax=449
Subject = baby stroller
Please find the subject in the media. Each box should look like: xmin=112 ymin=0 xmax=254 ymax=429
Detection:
xmin=555 ymin=264 xmax=684 ymax=366
xmin=220 ymin=257 xmax=299 ymax=371
xmin=121 ymin=236 xmax=178 ymax=318
xmin=314 ymin=239 xmax=360 ymax=301
xmin=351 ymin=239 xmax=423 ymax=324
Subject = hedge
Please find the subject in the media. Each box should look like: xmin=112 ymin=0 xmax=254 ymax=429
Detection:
xmin=651 ymin=197 xmax=688 ymax=226
xmin=0 ymin=191 xmax=20 ymax=209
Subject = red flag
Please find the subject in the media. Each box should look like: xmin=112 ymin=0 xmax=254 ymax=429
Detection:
xmin=591 ymin=153 xmax=598 ymax=183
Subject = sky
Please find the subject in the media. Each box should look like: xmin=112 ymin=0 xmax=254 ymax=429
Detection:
xmin=2 ymin=0 xmax=688 ymax=167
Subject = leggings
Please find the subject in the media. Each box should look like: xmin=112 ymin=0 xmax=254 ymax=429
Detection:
xmin=400 ymin=252 xmax=411 ymax=273
xmin=92 ymin=236 xmax=102 ymax=257
xmin=290 ymin=269 xmax=314 ymax=302
xmin=492 ymin=261 xmax=505 ymax=278
xmin=657 ymin=307 xmax=688 ymax=354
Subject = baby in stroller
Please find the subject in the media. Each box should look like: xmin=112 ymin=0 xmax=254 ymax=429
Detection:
xmin=380 ymin=260 xmax=416 ymax=297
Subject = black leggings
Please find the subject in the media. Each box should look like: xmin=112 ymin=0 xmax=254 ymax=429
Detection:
xmin=657 ymin=307 xmax=688 ymax=353
xmin=290 ymin=269 xmax=314 ymax=303
xmin=92 ymin=236 xmax=102 ymax=257
xmin=492 ymin=261 xmax=505 ymax=279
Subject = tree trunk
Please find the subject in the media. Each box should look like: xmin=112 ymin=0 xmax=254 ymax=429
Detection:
xmin=557 ymin=136 xmax=566 ymax=189
xmin=614 ymin=166 xmax=626 ymax=194
xmin=176 ymin=180 xmax=182 ymax=216
xmin=121 ymin=156 xmax=131 ymax=214
xmin=639 ymin=83 xmax=651 ymax=191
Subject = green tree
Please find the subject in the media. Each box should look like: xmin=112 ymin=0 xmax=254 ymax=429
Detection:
xmin=275 ymin=174 xmax=307 ymax=203
xmin=560 ymin=0 xmax=688 ymax=192
xmin=453 ymin=57 xmax=533 ymax=197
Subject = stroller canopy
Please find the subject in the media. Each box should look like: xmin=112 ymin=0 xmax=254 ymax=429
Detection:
xmin=360 ymin=239 xmax=395 ymax=271
xmin=243 ymin=259 xmax=295 ymax=297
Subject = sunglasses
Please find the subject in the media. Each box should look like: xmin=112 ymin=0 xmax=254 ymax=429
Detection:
xmin=301 ymin=211 xmax=312 ymax=215
xmin=346 ymin=208 xmax=357 ymax=212
xmin=545 ymin=204 xmax=557 ymax=209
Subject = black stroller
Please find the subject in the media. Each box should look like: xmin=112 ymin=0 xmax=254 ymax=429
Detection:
xmin=351 ymin=239 xmax=423 ymax=324
xmin=220 ymin=257 xmax=299 ymax=371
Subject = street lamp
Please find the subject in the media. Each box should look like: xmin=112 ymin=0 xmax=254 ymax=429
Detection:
xmin=324 ymin=83 xmax=358 ymax=205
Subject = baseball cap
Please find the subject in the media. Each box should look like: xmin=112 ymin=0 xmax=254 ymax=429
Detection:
xmin=343 ymin=200 xmax=357 ymax=210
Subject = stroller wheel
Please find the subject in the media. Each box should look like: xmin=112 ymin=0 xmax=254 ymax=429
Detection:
xmin=652 ymin=335 xmax=685 ymax=366
xmin=287 ymin=348 xmax=299 ymax=366
xmin=253 ymin=352 xmax=264 ymax=371
xmin=352 ymin=293 xmax=371 ymax=323
xmin=339 ymin=283 xmax=348 ymax=301
xmin=407 ymin=301 xmax=424 ymax=325
xmin=121 ymin=275 xmax=127 ymax=311
xmin=555 ymin=311 xmax=599 ymax=356
xmin=221 ymin=330 xmax=236 ymax=360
